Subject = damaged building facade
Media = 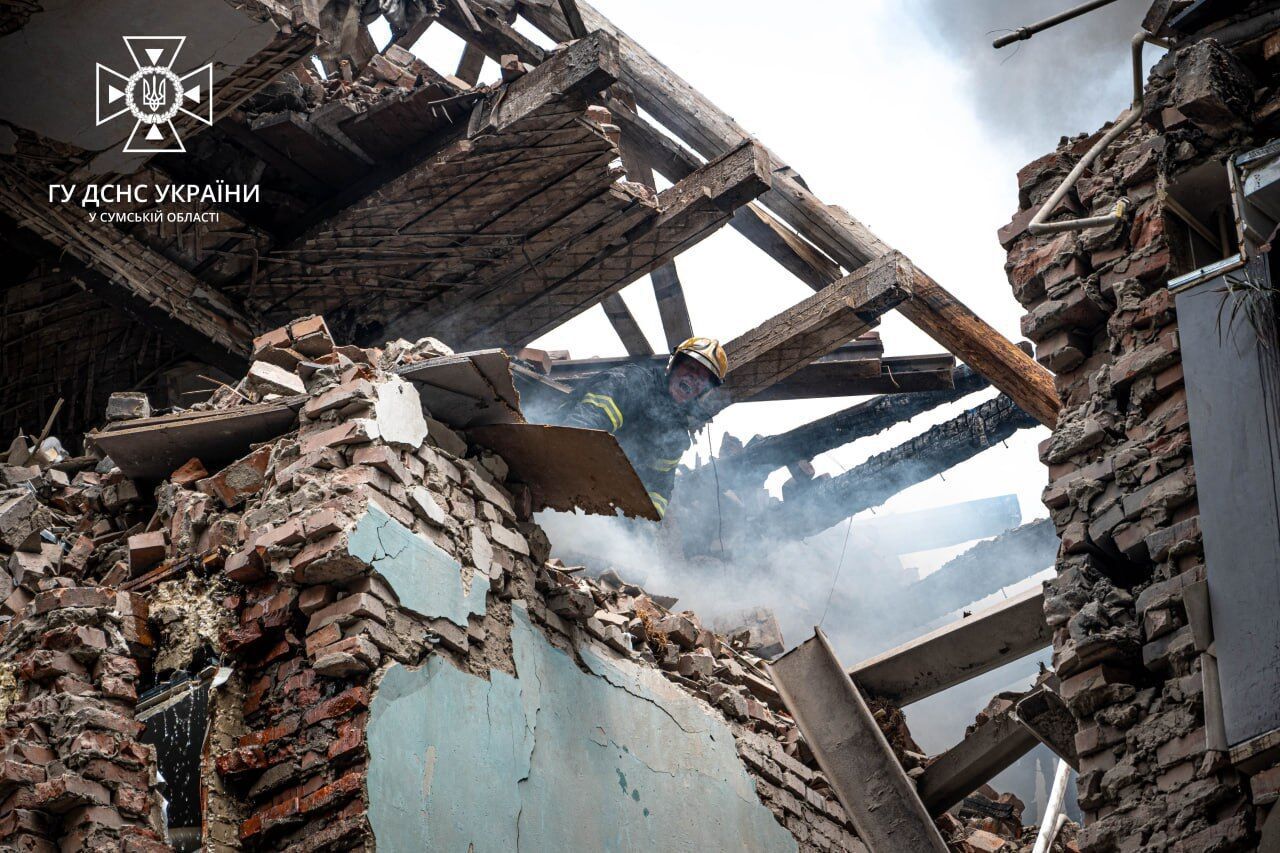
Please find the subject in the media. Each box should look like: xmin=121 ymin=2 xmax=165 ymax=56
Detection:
xmin=1000 ymin=1 xmax=1280 ymax=850
xmin=2 ymin=0 xmax=1280 ymax=851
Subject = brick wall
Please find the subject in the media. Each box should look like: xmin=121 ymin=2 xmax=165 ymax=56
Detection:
xmin=1000 ymin=33 xmax=1279 ymax=853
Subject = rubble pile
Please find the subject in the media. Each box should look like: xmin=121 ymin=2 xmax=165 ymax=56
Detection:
xmin=1000 ymin=32 xmax=1274 ymax=853
xmin=0 ymin=313 xmax=1070 ymax=851
xmin=0 ymin=316 xmax=841 ymax=851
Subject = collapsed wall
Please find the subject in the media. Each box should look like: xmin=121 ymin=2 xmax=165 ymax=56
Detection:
xmin=1001 ymin=30 xmax=1278 ymax=853
xmin=0 ymin=317 xmax=867 ymax=852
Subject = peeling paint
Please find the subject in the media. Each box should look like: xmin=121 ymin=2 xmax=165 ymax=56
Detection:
xmin=367 ymin=604 xmax=796 ymax=852
xmin=348 ymin=504 xmax=486 ymax=628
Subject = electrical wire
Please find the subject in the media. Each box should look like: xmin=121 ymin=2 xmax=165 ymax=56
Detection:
xmin=704 ymin=427 xmax=726 ymax=558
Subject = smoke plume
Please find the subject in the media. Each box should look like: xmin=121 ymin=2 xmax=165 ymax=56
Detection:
xmin=908 ymin=0 xmax=1151 ymax=152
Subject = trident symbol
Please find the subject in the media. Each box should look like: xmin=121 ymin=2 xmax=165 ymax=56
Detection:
xmin=142 ymin=76 xmax=166 ymax=112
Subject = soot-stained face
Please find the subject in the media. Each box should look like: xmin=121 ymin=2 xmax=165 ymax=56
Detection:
xmin=667 ymin=357 xmax=716 ymax=404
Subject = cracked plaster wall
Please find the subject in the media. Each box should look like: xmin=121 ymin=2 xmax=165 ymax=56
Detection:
xmin=366 ymin=604 xmax=798 ymax=852
xmin=351 ymin=502 xmax=488 ymax=628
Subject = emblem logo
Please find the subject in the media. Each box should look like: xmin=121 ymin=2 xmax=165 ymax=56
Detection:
xmin=96 ymin=37 xmax=213 ymax=153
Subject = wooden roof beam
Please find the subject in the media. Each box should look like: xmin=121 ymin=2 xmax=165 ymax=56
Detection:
xmin=516 ymin=0 xmax=1062 ymax=427
xmin=715 ymin=252 xmax=913 ymax=405
xmin=847 ymin=586 xmax=1052 ymax=707
xmin=454 ymin=139 xmax=770 ymax=347
xmin=0 ymin=165 xmax=254 ymax=373
xmin=437 ymin=2 xmax=843 ymax=295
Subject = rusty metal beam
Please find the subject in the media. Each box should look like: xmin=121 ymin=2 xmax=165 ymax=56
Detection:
xmin=769 ymin=629 xmax=950 ymax=852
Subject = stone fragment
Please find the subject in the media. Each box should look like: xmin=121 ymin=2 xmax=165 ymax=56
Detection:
xmin=105 ymin=392 xmax=150 ymax=421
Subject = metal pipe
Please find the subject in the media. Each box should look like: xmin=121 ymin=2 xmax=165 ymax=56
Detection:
xmin=1028 ymin=31 xmax=1168 ymax=236
xmin=1032 ymin=758 xmax=1072 ymax=853
xmin=993 ymin=0 xmax=1124 ymax=48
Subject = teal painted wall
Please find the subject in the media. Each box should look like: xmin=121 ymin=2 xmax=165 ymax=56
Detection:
xmin=367 ymin=604 xmax=797 ymax=852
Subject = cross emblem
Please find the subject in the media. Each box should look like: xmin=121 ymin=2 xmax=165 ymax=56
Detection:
xmin=96 ymin=36 xmax=213 ymax=154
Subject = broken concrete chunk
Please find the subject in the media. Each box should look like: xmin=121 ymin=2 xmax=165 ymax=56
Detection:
xmin=425 ymin=416 xmax=467 ymax=458
xmin=0 ymin=489 xmax=47 ymax=551
xmin=488 ymin=522 xmax=529 ymax=556
xmin=105 ymin=392 xmax=151 ymax=421
xmin=303 ymin=379 xmax=375 ymax=418
xmin=247 ymin=361 xmax=306 ymax=398
xmin=371 ymin=377 xmax=427 ymax=450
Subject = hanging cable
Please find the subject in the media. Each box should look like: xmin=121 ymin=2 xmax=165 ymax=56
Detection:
xmin=704 ymin=427 xmax=726 ymax=558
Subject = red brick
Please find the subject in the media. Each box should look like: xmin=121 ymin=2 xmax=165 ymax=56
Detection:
xmin=170 ymin=457 xmax=208 ymax=487
xmin=299 ymin=769 xmax=363 ymax=814
xmin=303 ymin=687 xmax=370 ymax=726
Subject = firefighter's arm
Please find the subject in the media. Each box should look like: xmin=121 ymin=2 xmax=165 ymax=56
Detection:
xmin=561 ymin=369 xmax=632 ymax=434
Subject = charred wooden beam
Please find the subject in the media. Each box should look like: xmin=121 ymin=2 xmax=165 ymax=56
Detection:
xmin=614 ymin=86 xmax=693 ymax=350
xmin=902 ymin=518 xmax=1061 ymax=623
xmin=517 ymin=0 xmax=1062 ymax=427
xmin=747 ymin=353 xmax=956 ymax=400
xmin=542 ymin=337 xmax=882 ymax=382
xmin=600 ymin=294 xmax=654 ymax=356
xmin=0 ymin=165 xmax=254 ymax=372
xmin=713 ymin=252 xmax=913 ymax=405
xmin=694 ymin=364 xmax=989 ymax=485
xmin=764 ymin=394 xmax=1038 ymax=540
xmin=453 ymin=140 xmax=770 ymax=347
xmin=848 ymin=586 xmax=1051 ymax=706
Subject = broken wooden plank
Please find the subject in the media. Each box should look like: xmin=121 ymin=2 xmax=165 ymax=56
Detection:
xmin=717 ymin=252 xmax=913 ymax=403
xmin=916 ymin=694 xmax=1042 ymax=816
xmin=396 ymin=349 xmax=524 ymax=427
xmin=90 ymin=400 xmax=302 ymax=481
xmin=94 ymin=350 xmax=525 ymax=479
xmin=769 ymin=629 xmax=950 ymax=852
xmin=848 ymin=586 xmax=1052 ymax=707
xmin=468 ymin=423 xmax=659 ymax=520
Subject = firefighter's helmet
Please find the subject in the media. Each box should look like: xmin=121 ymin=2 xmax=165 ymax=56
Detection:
xmin=670 ymin=336 xmax=728 ymax=383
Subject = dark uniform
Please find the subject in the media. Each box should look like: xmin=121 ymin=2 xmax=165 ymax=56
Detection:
xmin=556 ymin=362 xmax=700 ymax=518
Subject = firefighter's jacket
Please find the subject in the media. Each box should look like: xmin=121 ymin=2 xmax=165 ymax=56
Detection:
xmin=555 ymin=362 xmax=698 ymax=518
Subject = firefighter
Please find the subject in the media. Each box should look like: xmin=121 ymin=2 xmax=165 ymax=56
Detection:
xmin=556 ymin=337 xmax=728 ymax=519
